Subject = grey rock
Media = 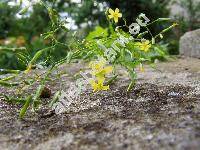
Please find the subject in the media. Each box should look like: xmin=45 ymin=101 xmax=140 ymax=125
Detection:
xmin=1 ymin=59 xmax=200 ymax=150
xmin=180 ymin=29 xmax=200 ymax=58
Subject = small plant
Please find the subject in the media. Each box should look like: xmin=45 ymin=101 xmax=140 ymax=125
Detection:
xmin=80 ymin=8 xmax=177 ymax=92
xmin=0 ymin=0 xmax=177 ymax=117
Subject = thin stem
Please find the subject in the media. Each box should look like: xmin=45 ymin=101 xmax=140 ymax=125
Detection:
xmin=105 ymin=75 xmax=118 ymax=86
xmin=127 ymin=80 xmax=135 ymax=92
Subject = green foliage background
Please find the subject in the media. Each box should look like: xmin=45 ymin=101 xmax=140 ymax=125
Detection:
xmin=0 ymin=0 xmax=199 ymax=69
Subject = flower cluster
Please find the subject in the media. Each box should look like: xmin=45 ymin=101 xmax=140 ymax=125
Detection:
xmin=89 ymin=58 xmax=113 ymax=92
xmin=53 ymin=58 xmax=112 ymax=114
xmin=51 ymin=7 xmax=176 ymax=115
xmin=99 ymin=8 xmax=152 ymax=64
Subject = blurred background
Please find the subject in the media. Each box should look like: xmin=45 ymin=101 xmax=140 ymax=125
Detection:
xmin=0 ymin=0 xmax=199 ymax=70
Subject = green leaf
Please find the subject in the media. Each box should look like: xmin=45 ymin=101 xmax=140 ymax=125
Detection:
xmin=86 ymin=26 xmax=108 ymax=40
xmin=48 ymin=8 xmax=59 ymax=26
xmin=0 ymin=69 xmax=20 ymax=75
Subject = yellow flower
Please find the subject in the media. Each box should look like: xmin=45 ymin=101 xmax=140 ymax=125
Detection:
xmin=88 ymin=58 xmax=113 ymax=92
xmin=108 ymin=8 xmax=122 ymax=23
xmin=89 ymin=77 xmax=109 ymax=92
xmin=137 ymin=40 xmax=151 ymax=52
xmin=89 ymin=59 xmax=113 ymax=77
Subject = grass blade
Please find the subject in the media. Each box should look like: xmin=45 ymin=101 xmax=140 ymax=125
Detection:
xmin=0 ymin=69 xmax=20 ymax=75
xmin=49 ymin=91 xmax=60 ymax=107
xmin=0 ymin=80 xmax=19 ymax=87
xmin=19 ymin=96 xmax=32 ymax=119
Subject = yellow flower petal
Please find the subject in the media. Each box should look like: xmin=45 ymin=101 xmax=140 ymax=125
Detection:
xmin=109 ymin=8 xmax=114 ymax=15
xmin=102 ymin=85 xmax=109 ymax=91
xmin=89 ymin=79 xmax=98 ymax=92
xmin=115 ymin=8 xmax=119 ymax=13
xmin=89 ymin=77 xmax=109 ymax=92
xmin=89 ymin=79 xmax=96 ymax=86
xmin=114 ymin=17 xmax=119 ymax=23
xmin=118 ymin=13 xmax=122 ymax=18
xmin=108 ymin=15 xmax=113 ymax=19
xmin=93 ymin=64 xmax=101 ymax=70
xmin=137 ymin=40 xmax=151 ymax=52
xmin=97 ymin=77 xmax=105 ymax=84
xmin=103 ymin=66 xmax=113 ymax=74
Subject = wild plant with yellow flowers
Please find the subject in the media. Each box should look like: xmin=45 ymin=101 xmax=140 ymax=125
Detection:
xmin=0 ymin=1 xmax=177 ymax=117
xmin=83 ymin=7 xmax=177 ymax=92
